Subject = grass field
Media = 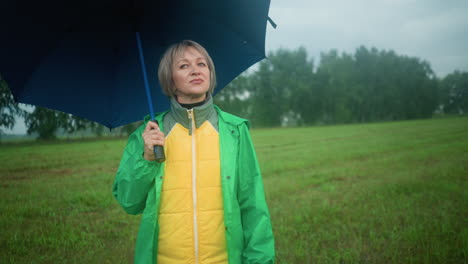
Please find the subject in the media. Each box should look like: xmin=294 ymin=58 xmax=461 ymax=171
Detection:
xmin=1 ymin=117 xmax=467 ymax=263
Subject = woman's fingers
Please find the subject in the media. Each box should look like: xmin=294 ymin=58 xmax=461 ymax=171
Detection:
xmin=144 ymin=136 xmax=165 ymax=147
xmin=144 ymin=120 xmax=160 ymax=132
xmin=143 ymin=122 xmax=164 ymax=143
xmin=142 ymin=121 xmax=165 ymax=161
xmin=143 ymin=130 xmax=165 ymax=142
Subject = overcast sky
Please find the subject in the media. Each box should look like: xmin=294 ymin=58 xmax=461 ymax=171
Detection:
xmin=265 ymin=0 xmax=468 ymax=77
xmin=4 ymin=0 xmax=468 ymax=134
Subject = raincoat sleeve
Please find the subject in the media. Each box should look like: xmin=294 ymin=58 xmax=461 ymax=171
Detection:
xmin=113 ymin=124 xmax=160 ymax=215
xmin=237 ymin=123 xmax=275 ymax=264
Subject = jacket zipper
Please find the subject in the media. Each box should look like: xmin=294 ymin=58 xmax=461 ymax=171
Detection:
xmin=188 ymin=109 xmax=199 ymax=264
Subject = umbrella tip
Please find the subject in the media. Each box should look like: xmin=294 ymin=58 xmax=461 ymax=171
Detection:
xmin=268 ymin=17 xmax=277 ymax=29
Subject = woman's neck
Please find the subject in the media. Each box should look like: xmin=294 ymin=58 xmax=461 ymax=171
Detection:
xmin=178 ymin=97 xmax=207 ymax=109
xmin=176 ymin=94 xmax=208 ymax=109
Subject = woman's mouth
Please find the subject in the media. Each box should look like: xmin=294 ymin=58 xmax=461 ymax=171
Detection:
xmin=190 ymin=78 xmax=203 ymax=84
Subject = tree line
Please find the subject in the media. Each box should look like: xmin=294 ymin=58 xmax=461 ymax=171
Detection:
xmin=214 ymin=46 xmax=467 ymax=127
xmin=1 ymin=45 xmax=468 ymax=139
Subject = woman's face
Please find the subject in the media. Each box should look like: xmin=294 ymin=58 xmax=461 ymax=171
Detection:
xmin=172 ymin=46 xmax=211 ymax=104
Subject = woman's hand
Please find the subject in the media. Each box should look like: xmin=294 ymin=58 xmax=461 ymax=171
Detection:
xmin=142 ymin=121 xmax=165 ymax=161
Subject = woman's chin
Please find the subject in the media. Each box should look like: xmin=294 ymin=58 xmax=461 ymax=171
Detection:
xmin=177 ymin=93 xmax=208 ymax=104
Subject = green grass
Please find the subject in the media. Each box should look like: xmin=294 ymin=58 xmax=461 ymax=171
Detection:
xmin=1 ymin=117 xmax=467 ymax=263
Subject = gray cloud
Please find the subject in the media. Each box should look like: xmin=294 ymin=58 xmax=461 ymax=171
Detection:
xmin=266 ymin=0 xmax=468 ymax=77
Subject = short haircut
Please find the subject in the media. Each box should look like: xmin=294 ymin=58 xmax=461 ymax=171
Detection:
xmin=158 ymin=40 xmax=217 ymax=98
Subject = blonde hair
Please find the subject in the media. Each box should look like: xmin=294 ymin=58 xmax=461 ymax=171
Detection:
xmin=158 ymin=40 xmax=216 ymax=98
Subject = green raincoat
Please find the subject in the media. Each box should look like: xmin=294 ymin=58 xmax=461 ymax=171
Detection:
xmin=113 ymin=105 xmax=275 ymax=264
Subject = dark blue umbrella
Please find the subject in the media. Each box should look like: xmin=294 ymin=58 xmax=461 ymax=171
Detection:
xmin=0 ymin=0 xmax=275 ymax=129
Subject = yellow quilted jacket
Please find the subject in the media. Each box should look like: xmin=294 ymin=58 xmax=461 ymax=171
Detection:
xmin=158 ymin=96 xmax=227 ymax=263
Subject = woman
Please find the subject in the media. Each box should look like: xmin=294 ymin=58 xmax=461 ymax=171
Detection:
xmin=113 ymin=40 xmax=274 ymax=264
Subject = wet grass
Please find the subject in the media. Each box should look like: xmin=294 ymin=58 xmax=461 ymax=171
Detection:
xmin=1 ymin=117 xmax=467 ymax=263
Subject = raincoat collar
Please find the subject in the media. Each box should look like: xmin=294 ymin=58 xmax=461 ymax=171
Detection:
xmin=170 ymin=94 xmax=216 ymax=130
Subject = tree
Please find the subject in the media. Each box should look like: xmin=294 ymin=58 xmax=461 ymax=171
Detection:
xmin=122 ymin=121 xmax=143 ymax=136
xmin=440 ymin=71 xmax=468 ymax=114
xmin=214 ymin=74 xmax=252 ymax=119
xmin=316 ymin=49 xmax=358 ymax=124
xmin=0 ymin=77 xmax=24 ymax=135
xmin=24 ymin=106 xmax=100 ymax=140
xmin=249 ymin=59 xmax=281 ymax=127
xmin=89 ymin=122 xmax=106 ymax=137
xmin=317 ymin=46 xmax=438 ymax=123
xmin=275 ymin=47 xmax=316 ymax=125
xmin=247 ymin=47 xmax=315 ymax=127
xmin=24 ymin=107 xmax=67 ymax=140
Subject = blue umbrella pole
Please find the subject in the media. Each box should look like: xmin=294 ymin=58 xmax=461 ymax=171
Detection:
xmin=136 ymin=32 xmax=165 ymax=162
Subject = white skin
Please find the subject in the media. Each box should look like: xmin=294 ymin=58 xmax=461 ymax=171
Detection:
xmin=143 ymin=46 xmax=211 ymax=161
xmin=172 ymin=46 xmax=211 ymax=104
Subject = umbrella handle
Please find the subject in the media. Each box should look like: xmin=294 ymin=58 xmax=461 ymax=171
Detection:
xmin=150 ymin=120 xmax=166 ymax=163
xmin=154 ymin=145 xmax=165 ymax=163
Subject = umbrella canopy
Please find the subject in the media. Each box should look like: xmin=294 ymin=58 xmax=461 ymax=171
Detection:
xmin=0 ymin=0 xmax=272 ymax=128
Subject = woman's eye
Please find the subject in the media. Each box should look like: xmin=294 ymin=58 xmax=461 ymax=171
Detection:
xmin=198 ymin=62 xmax=206 ymax=67
xmin=180 ymin=64 xmax=188 ymax=69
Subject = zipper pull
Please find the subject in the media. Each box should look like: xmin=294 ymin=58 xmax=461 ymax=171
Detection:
xmin=187 ymin=109 xmax=193 ymax=120
xmin=187 ymin=109 xmax=194 ymax=135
